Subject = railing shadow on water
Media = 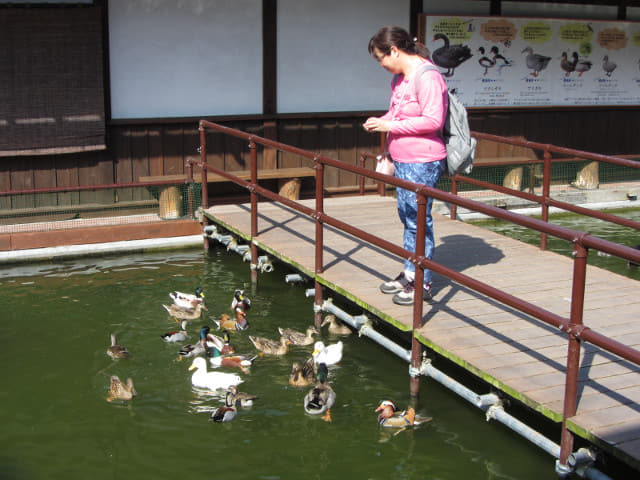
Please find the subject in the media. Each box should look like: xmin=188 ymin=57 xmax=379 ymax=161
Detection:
xmin=193 ymin=119 xmax=640 ymax=469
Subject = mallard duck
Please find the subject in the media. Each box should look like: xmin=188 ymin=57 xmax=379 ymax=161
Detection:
xmin=107 ymin=333 xmax=129 ymax=359
xmin=188 ymin=357 xmax=243 ymax=391
xmin=289 ymin=357 xmax=317 ymax=387
xmin=277 ymin=326 xmax=319 ymax=346
xmin=169 ymin=286 xmax=205 ymax=310
xmin=303 ymin=363 xmax=336 ymax=422
xmin=210 ymin=395 xmax=237 ymax=423
xmin=603 ymin=55 xmax=617 ymax=77
xmin=178 ymin=326 xmax=219 ymax=358
xmin=161 ymin=320 xmax=189 ymax=343
xmin=249 ymin=335 xmax=291 ymax=356
xmin=226 ymin=385 xmax=257 ymax=408
xmin=209 ymin=353 xmax=257 ymax=373
xmin=213 ymin=310 xmax=249 ymax=331
xmin=230 ymin=289 xmax=251 ymax=311
xmin=321 ymin=314 xmax=352 ymax=335
xmin=107 ymin=375 xmax=136 ymax=402
xmin=162 ymin=302 xmax=207 ymax=322
xmin=477 ymin=47 xmax=495 ymax=76
xmin=432 ymin=33 xmax=472 ymax=77
xmin=375 ymin=400 xmax=432 ymax=428
xmin=312 ymin=341 xmax=343 ymax=366
xmin=521 ymin=47 xmax=551 ymax=77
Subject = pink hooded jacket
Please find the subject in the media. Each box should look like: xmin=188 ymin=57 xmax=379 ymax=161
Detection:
xmin=380 ymin=61 xmax=448 ymax=163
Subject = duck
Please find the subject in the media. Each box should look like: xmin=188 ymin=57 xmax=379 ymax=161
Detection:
xmin=209 ymin=352 xmax=258 ymax=373
xmin=188 ymin=357 xmax=243 ymax=391
xmin=169 ymin=286 xmax=205 ymax=310
xmin=521 ymin=47 xmax=551 ymax=77
xmin=161 ymin=319 xmax=189 ymax=343
xmin=321 ymin=314 xmax=352 ymax=335
xmin=477 ymin=47 xmax=495 ymax=76
xmin=213 ymin=309 xmax=249 ymax=331
xmin=106 ymin=333 xmax=129 ymax=359
xmin=106 ymin=375 xmax=136 ymax=402
xmin=602 ymin=55 xmax=617 ymax=77
xmin=178 ymin=326 xmax=220 ymax=358
xmin=210 ymin=395 xmax=237 ymax=423
xmin=432 ymin=33 xmax=472 ymax=77
xmin=162 ymin=302 xmax=207 ymax=322
xmin=560 ymin=52 xmax=575 ymax=77
xmin=572 ymin=52 xmax=592 ymax=76
xmin=312 ymin=341 xmax=343 ymax=366
xmin=277 ymin=326 xmax=319 ymax=346
xmin=289 ymin=357 xmax=317 ymax=387
xmin=226 ymin=385 xmax=258 ymax=408
xmin=490 ymin=45 xmax=512 ymax=74
xmin=303 ymin=363 xmax=336 ymax=422
xmin=375 ymin=400 xmax=432 ymax=428
xmin=249 ymin=335 xmax=291 ymax=356
xmin=230 ymin=289 xmax=251 ymax=311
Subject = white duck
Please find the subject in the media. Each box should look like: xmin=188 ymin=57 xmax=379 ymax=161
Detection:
xmin=312 ymin=341 xmax=343 ymax=366
xmin=188 ymin=357 xmax=243 ymax=391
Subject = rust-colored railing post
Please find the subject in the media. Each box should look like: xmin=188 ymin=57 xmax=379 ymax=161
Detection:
xmin=558 ymin=240 xmax=589 ymax=469
xmin=314 ymin=158 xmax=325 ymax=328
xmin=358 ymin=154 xmax=366 ymax=196
xmin=540 ymin=148 xmax=552 ymax=250
xmin=450 ymin=175 xmax=458 ymax=220
xmin=249 ymin=139 xmax=259 ymax=286
xmin=410 ymin=192 xmax=427 ymax=398
xmin=198 ymin=121 xmax=210 ymax=251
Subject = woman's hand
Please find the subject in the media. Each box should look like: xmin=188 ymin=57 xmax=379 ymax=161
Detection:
xmin=363 ymin=117 xmax=391 ymax=132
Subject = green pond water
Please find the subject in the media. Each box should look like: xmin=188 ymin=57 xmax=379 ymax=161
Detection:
xmin=470 ymin=207 xmax=640 ymax=281
xmin=0 ymin=247 xmax=559 ymax=480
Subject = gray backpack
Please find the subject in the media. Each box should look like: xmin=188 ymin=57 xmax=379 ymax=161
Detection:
xmin=394 ymin=64 xmax=476 ymax=176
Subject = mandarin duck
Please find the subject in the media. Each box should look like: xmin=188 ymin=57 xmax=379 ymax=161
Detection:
xmin=375 ymin=400 xmax=432 ymax=428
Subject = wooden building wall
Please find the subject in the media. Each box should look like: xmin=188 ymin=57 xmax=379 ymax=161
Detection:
xmin=1 ymin=107 xmax=638 ymax=209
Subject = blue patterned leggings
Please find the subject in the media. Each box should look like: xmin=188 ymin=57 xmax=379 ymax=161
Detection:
xmin=394 ymin=158 xmax=447 ymax=284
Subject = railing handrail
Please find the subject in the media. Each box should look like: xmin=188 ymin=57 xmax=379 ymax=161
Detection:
xmin=197 ymin=119 xmax=638 ymax=467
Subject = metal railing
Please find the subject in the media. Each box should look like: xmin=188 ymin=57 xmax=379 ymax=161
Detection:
xmin=194 ymin=119 xmax=640 ymax=473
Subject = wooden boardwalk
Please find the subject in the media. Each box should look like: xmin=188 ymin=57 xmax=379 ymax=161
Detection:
xmin=203 ymin=195 xmax=640 ymax=469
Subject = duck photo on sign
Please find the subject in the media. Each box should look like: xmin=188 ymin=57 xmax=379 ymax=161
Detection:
xmin=431 ymin=33 xmax=472 ymax=77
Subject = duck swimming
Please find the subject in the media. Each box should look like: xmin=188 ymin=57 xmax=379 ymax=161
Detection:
xmin=209 ymin=352 xmax=257 ymax=373
xmin=375 ymin=400 xmax=432 ymax=428
xmin=169 ymin=286 xmax=205 ymax=310
xmin=278 ymin=326 xmax=319 ymax=346
xmin=107 ymin=333 xmax=129 ymax=359
xmin=178 ymin=325 xmax=219 ymax=358
xmin=107 ymin=375 xmax=136 ymax=402
xmin=161 ymin=319 xmax=189 ymax=343
xmin=210 ymin=394 xmax=237 ymax=423
xmin=214 ymin=310 xmax=249 ymax=331
xmin=226 ymin=385 xmax=258 ymax=408
xmin=321 ymin=314 xmax=352 ymax=335
xmin=249 ymin=335 xmax=291 ymax=356
xmin=432 ymin=33 xmax=472 ymax=77
xmin=188 ymin=357 xmax=243 ymax=391
xmin=521 ymin=47 xmax=551 ymax=77
xmin=312 ymin=341 xmax=343 ymax=366
xmin=289 ymin=357 xmax=317 ymax=387
xmin=303 ymin=363 xmax=336 ymax=422
xmin=162 ymin=302 xmax=207 ymax=322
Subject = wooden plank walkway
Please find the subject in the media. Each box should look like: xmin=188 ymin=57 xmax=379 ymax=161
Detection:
xmin=203 ymin=195 xmax=640 ymax=469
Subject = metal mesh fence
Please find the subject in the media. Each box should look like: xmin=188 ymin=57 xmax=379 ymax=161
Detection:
xmin=0 ymin=183 xmax=202 ymax=232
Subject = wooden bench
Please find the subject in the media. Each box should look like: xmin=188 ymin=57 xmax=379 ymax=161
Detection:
xmin=139 ymin=167 xmax=316 ymax=218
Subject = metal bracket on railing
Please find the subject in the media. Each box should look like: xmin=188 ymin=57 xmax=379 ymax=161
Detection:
xmin=257 ymin=255 xmax=274 ymax=273
xmin=485 ymin=402 xmax=505 ymax=422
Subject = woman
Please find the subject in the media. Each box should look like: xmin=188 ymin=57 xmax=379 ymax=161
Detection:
xmin=363 ymin=25 xmax=448 ymax=306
